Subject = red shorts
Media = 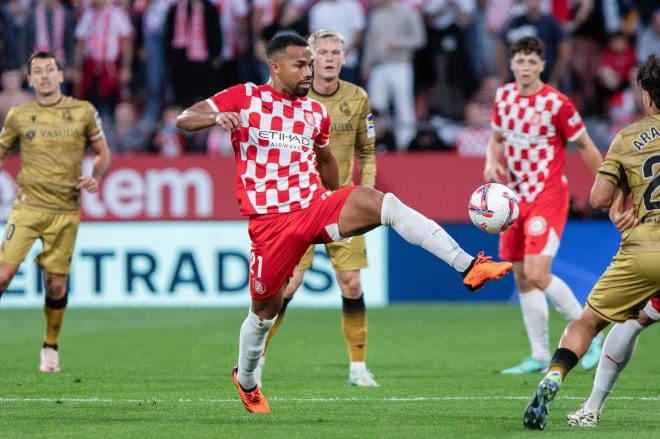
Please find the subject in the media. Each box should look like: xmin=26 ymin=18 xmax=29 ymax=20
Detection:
xmin=499 ymin=189 xmax=569 ymax=262
xmin=247 ymin=186 xmax=356 ymax=300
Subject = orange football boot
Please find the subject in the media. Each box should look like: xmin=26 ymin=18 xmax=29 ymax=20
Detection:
xmin=232 ymin=367 xmax=270 ymax=414
xmin=462 ymin=251 xmax=513 ymax=292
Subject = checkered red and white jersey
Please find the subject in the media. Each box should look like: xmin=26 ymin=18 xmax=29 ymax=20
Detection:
xmin=207 ymin=83 xmax=330 ymax=216
xmin=491 ymin=83 xmax=585 ymax=202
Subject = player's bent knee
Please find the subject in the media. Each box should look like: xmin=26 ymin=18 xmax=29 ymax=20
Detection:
xmin=45 ymin=278 xmax=68 ymax=299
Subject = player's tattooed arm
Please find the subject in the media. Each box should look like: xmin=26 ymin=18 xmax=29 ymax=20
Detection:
xmin=315 ymin=144 xmax=339 ymax=190
xmin=484 ymin=131 xmax=506 ymax=183
xmin=176 ymin=101 xmax=241 ymax=132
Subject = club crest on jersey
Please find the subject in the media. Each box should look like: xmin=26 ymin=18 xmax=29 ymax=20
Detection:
xmin=253 ymin=280 xmax=266 ymax=295
xmin=527 ymin=216 xmax=547 ymax=236
xmin=304 ymin=111 xmax=315 ymax=126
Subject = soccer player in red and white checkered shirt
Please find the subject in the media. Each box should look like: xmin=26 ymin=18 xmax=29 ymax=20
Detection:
xmin=483 ymin=36 xmax=604 ymax=375
xmin=177 ymin=33 xmax=513 ymax=414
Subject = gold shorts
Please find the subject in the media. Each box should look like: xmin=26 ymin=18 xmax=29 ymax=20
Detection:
xmin=586 ymin=249 xmax=660 ymax=323
xmin=297 ymin=234 xmax=368 ymax=271
xmin=0 ymin=207 xmax=80 ymax=274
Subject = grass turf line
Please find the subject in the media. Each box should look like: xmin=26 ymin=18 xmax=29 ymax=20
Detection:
xmin=1 ymin=305 xmax=659 ymax=438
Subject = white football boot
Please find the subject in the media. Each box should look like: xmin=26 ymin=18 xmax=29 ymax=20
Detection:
xmin=39 ymin=347 xmax=60 ymax=372
xmin=348 ymin=368 xmax=380 ymax=387
xmin=567 ymin=405 xmax=600 ymax=427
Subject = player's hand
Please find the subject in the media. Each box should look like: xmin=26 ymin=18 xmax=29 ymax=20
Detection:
xmin=215 ymin=112 xmax=241 ymax=131
xmin=609 ymin=207 xmax=638 ymax=232
xmin=77 ymin=176 xmax=100 ymax=193
xmin=483 ymin=160 xmax=506 ymax=183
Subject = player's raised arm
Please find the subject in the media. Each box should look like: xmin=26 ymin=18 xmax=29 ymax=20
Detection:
xmin=484 ymin=131 xmax=506 ymax=183
xmin=176 ymin=101 xmax=240 ymax=132
xmin=574 ymin=131 xmax=603 ymax=175
xmin=315 ymin=144 xmax=339 ymax=190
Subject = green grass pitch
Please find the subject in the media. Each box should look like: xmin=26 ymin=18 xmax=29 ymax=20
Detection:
xmin=1 ymin=304 xmax=659 ymax=438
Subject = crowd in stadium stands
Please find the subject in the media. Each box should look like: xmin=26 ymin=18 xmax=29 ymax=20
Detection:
xmin=0 ymin=0 xmax=658 ymax=156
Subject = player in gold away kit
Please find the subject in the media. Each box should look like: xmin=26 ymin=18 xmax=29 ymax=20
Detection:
xmin=0 ymin=52 xmax=110 ymax=372
xmin=523 ymin=54 xmax=660 ymax=430
xmin=256 ymin=29 xmax=379 ymax=387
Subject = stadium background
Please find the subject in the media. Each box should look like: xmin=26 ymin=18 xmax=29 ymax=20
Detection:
xmin=0 ymin=0 xmax=656 ymax=307
xmin=1 ymin=2 xmax=660 ymax=436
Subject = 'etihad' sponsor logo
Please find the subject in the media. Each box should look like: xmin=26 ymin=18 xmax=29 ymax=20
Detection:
xmin=258 ymin=130 xmax=312 ymax=151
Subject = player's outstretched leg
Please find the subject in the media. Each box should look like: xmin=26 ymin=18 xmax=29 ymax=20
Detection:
xmin=377 ymin=193 xmax=512 ymax=291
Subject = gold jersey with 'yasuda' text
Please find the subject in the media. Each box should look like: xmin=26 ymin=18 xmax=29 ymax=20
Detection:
xmin=309 ymin=80 xmax=376 ymax=188
xmin=598 ymin=113 xmax=660 ymax=251
xmin=0 ymin=96 xmax=104 ymax=213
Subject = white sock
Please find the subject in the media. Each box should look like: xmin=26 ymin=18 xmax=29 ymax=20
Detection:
xmin=519 ymin=290 xmax=551 ymax=361
xmin=350 ymin=361 xmax=367 ymax=373
xmin=544 ymin=275 xmax=582 ymax=321
xmin=237 ymin=309 xmax=276 ymax=389
xmin=380 ymin=193 xmax=473 ymax=272
xmin=584 ymin=320 xmax=644 ymax=412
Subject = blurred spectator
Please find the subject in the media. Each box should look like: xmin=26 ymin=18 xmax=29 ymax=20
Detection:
xmin=2 ymin=0 xmax=30 ymax=69
xmin=552 ymin=0 xmax=593 ymax=34
xmin=260 ymin=1 xmax=308 ymax=53
xmin=480 ymin=0 xmax=517 ymax=78
xmin=636 ymin=8 xmax=660 ymax=64
xmin=164 ymin=0 xmax=221 ymax=107
xmin=455 ymin=101 xmax=490 ymax=157
xmin=608 ymin=66 xmax=645 ymax=135
xmin=24 ymin=0 xmax=76 ymax=80
xmin=73 ymin=0 xmax=134 ymax=117
xmin=407 ymin=124 xmax=451 ymax=152
xmin=139 ymin=0 xmax=173 ymax=123
xmin=217 ymin=0 xmax=248 ymax=89
xmin=104 ymin=101 xmax=151 ymax=154
xmin=422 ymin=0 xmax=477 ymax=119
xmin=151 ymin=104 xmax=188 ymax=156
xmin=309 ymin=0 xmax=365 ymax=84
xmin=498 ymin=0 xmax=569 ymax=87
xmin=597 ymin=32 xmax=635 ymax=114
xmin=0 ymin=69 xmax=32 ymax=124
xmin=363 ymin=0 xmax=425 ymax=151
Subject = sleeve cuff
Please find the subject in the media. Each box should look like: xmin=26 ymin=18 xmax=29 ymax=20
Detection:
xmin=206 ymin=98 xmax=219 ymax=112
xmin=568 ymin=126 xmax=586 ymax=143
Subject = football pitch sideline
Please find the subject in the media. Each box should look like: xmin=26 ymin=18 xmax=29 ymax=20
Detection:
xmin=1 ymin=305 xmax=659 ymax=438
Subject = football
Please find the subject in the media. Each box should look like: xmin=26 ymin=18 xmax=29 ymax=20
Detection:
xmin=468 ymin=183 xmax=519 ymax=234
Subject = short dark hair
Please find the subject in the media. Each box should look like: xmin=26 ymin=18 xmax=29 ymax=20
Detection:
xmin=510 ymin=36 xmax=546 ymax=59
xmin=637 ymin=55 xmax=660 ymax=109
xmin=266 ymin=33 xmax=309 ymax=60
xmin=27 ymin=51 xmax=61 ymax=74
